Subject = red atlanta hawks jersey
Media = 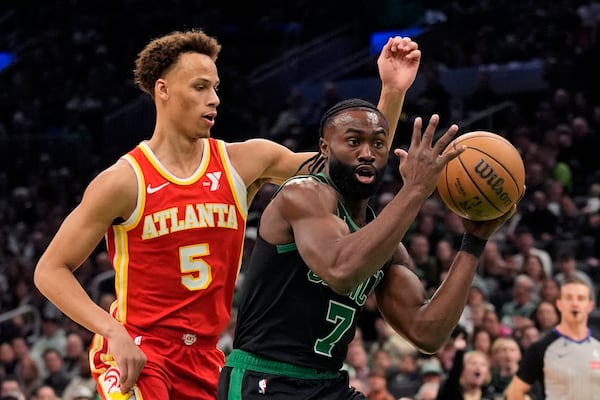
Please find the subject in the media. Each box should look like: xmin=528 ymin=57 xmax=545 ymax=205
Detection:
xmin=105 ymin=139 xmax=247 ymax=338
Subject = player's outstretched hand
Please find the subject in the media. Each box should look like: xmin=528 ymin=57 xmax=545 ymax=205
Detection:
xmin=394 ymin=114 xmax=463 ymax=197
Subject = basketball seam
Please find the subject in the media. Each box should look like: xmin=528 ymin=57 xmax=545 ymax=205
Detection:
xmin=443 ymin=141 xmax=465 ymax=216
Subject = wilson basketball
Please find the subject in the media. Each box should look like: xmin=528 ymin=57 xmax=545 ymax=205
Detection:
xmin=436 ymin=131 xmax=525 ymax=221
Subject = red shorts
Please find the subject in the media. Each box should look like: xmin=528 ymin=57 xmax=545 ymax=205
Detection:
xmin=91 ymin=326 xmax=225 ymax=400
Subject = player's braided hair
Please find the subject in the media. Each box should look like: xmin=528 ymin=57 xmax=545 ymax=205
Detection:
xmin=295 ymin=98 xmax=385 ymax=174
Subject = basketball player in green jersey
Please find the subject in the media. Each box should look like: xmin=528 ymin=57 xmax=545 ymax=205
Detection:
xmin=218 ymin=99 xmax=518 ymax=399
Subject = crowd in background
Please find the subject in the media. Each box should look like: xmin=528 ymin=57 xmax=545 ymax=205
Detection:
xmin=1 ymin=1 xmax=599 ymax=399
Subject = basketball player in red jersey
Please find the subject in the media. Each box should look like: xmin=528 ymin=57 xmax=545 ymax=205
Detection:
xmin=33 ymin=29 xmax=421 ymax=399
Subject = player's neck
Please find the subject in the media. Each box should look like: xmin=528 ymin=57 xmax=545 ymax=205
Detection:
xmin=145 ymin=137 xmax=206 ymax=178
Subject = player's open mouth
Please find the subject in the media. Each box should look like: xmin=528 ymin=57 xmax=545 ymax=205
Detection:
xmin=203 ymin=112 xmax=216 ymax=122
xmin=355 ymin=165 xmax=375 ymax=184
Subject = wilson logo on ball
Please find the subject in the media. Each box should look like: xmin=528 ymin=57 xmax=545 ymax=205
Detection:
xmin=437 ymin=131 xmax=525 ymax=221
xmin=473 ymin=159 xmax=514 ymax=206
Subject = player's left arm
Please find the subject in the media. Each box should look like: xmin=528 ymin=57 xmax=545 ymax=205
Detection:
xmin=376 ymin=207 xmax=517 ymax=354
xmin=375 ymin=247 xmax=479 ymax=354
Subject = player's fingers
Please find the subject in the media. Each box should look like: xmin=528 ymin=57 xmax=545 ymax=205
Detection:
xmin=421 ymin=114 xmax=440 ymax=144
xmin=410 ymin=117 xmax=423 ymax=148
xmin=441 ymin=145 xmax=466 ymax=165
xmin=434 ymin=123 xmax=459 ymax=153
xmin=118 ymin=362 xmax=130 ymax=394
xmin=394 ymin=148 xmax=408 ymax=161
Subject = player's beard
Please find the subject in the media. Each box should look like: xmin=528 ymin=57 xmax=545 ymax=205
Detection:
xmin=328 ymin=158 xmax=385 ymax=200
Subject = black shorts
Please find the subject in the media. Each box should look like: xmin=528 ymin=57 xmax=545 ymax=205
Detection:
xmin=217 ymin=350 xmax=366 ymax=400
xmin=218 ymin=366 xmax=365 ymax=400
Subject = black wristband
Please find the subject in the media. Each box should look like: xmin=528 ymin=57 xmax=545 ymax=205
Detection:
xmin=460 ymin=233 xmax=488 ymax=257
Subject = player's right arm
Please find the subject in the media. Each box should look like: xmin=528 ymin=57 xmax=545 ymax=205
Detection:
xmin=504 ymin=375 xmax=532 ymax=400
xmin=34 ymin=159 xmax=146 ymax=393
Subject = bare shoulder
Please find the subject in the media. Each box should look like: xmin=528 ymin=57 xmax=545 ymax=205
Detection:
xmin=260 ymin=176 xmax=338 ymax=243
xmin=81 ymin=159 xmax=138 ymax=220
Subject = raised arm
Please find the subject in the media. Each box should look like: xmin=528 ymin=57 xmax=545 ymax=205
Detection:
xmin=227 ymin=37 xmax=421 ymax=190
xmin=376 ymin=36 xmax=421 ymax=147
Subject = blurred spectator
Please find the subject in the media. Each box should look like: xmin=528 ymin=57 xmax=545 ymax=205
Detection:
xmin=458 ymin=275 xmax=494 ymax=336
xmin=566 ymin=116 xmax=599 ymax=194
xmin=0 ymin=375 xmax=26 ymax=400
xmin=345 ymin=339 xmax=371 ymax=393
xmin=482 ymin=308 xmax=512 ymax=341
xmin=522 ymin=253 xmax=547 ymax=297
xmin=516 ymin=190 xmax=558 ymax=248
xmin=419 ymin=359 xmax=444 ymax=386
xmin=14 ymin=355 xmax=41 ymax=399
xmin=500 ymin=274 xmax=539 ymax=329
xmin=530 ymin=301 xmax=560 ymax=335
xmin=372 ymin=319 xmax=419 ymax=362
xmin=414 ymin=381 xmax=439 ymax=400
xmin=554 ymin=251 xmax=594 ymax=293
xmin=29 ymin=384 xmax=58 ymax=400
xmin=0 ymin=343 xmax=17 ymax=378
xmin=41 ymin=348 xmax=69 ymax=397
xmin=62 ymin=384 xmax=94 ymax=400
xmin=29 ymin=306 xmax=67 ymax=376
xmin=386 ymin=351 xmax=421 ymax=399
xmin=508 ymin=227 xmax=553 ymax=278
xmin=407 ymin=233 xmax=438 ymax=290
xmin=367 ymin=368 xmax=395 ymax=400
xmin=433 ymin=238 xmax=457 ymax=280
xmin=513 ymin=325 xmax=540 ymax=353
xmin=63 ymin=333 xmax=85 ymax=379
xmin=370 ymin=349 xmax=393 ymax=375
xmin=470 ymin=327 xmax=493 ymax=357
xmin=539 ymin=279 xmax=560 ymax=308
xmin=61 ymin=352 xmax=96 ymax=400
xmin=436 ymin=334 xmax=495 ymax=400
xmin=489 ymin=337 xmax=521 ymax=396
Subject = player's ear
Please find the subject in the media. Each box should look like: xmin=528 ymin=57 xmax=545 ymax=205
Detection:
xmin=156 ymin=79 xmax=169 ymax=100
xmin=319 ymin=137 xmax=329 ymax=158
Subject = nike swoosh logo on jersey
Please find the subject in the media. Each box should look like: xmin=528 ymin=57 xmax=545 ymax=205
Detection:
xmin=146 ymin=182 xmax=170 ymax=194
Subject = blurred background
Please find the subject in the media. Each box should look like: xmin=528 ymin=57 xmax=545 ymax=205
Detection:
xmin=0 ymin=1 xmax=599 ymax=399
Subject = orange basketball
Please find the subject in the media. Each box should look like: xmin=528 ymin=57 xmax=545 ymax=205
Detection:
xmin=436 ymin=131 xmax=525 ymax=221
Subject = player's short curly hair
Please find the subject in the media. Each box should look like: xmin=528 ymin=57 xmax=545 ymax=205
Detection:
xmin=134 ymin=29 xmax=221 ymax=98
